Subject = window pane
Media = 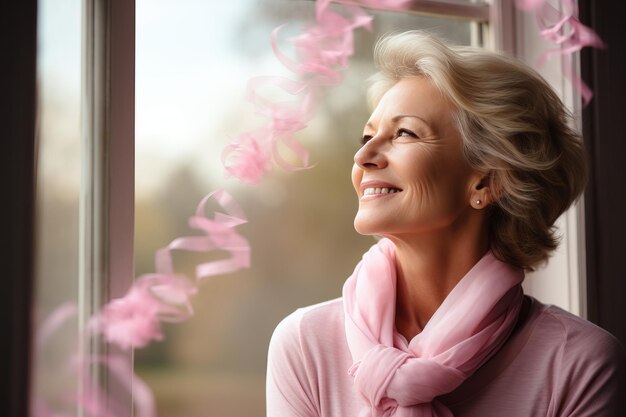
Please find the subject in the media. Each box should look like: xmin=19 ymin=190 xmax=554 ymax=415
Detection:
xmin=135 ymin=1 xmax=474 ymax=416
xmin=32 ymin=0 xmax=82 ymax=414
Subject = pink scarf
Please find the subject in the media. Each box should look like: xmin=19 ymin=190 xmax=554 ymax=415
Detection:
xmin=342 ymin=239 xmax=524 ymax=417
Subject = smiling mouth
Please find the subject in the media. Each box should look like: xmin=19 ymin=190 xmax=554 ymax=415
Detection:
xmin=363 ymin=187 xmax=402 ymax=196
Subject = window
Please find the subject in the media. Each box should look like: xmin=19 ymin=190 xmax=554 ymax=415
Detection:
xmin=31 ymin=1 xmax=586 ymax=416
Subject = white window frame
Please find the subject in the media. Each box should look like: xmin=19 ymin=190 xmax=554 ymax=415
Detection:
xmin=80 ymin=0 xmax=135 ymax=413
xmin=511 ymin=4 xmax=587 ymax=317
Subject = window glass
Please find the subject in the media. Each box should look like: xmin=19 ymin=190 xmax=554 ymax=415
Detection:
xmin=31 ymin=0 xmax=82 ymax=414
xmin=135 ymin=1 xmax=476 ymax=415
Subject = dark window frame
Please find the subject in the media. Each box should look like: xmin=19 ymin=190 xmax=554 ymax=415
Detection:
xmin=0 ymin=1 xmax=38 ymax=416
xmin=580 ymin=0 xmax=626 ymax=346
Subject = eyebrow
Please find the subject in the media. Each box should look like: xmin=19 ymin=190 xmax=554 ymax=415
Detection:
xmin=365 ymin=114 xmax=431 ymax=130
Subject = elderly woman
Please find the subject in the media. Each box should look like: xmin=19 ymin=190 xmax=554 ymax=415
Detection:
xmin=266 ymin=31 xmax=625 ymax=417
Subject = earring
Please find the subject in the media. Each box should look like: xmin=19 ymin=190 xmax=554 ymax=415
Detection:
xmin=475 ymin=200 xmax=482 ymax=206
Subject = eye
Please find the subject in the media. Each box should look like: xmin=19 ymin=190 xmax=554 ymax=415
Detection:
xmin=360 ymin=134 xmax=373 ymax=145
xmin=396 ymin=128 xmax=418 ymax=139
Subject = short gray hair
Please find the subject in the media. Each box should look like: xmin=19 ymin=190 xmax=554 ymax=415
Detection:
xmin=368 ymin=31 xmax=587 ymax=270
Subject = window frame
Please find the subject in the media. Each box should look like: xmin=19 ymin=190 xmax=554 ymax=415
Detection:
xmin=1 ymin=1 xmax=38 ymax=416
xmin=579 ymin=0 xmax=626 ymax=346
xmin=80 ymin=0 xmax=136 ymax=412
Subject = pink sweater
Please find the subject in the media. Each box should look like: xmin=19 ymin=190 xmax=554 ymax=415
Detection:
xmin=266 ymin=296 xmax=626 ymax=416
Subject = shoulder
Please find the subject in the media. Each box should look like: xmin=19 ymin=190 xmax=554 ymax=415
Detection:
xmin=268 ymin=298 xmax=346 ymax=363
xmin=444 ymin=297 xmax=626 ymax=416
xmin=270 ymin=298 xmax=344 ymax=346
xmin=527 ymin=298 xmax=626 ymax=415
xmin=532 ymin=299 xmax=625 ymax=364
xmin=268 ymin=297 xmax=353 ymax=378
xmin=266 ymin=298 xmax=350 ymax=417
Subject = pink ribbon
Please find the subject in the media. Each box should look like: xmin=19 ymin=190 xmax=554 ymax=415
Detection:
xmin=222 ymin=130 xmax=273 ymax=185
xmin=155 ymin=188 xmax=250 ymax=280
xmin=91 ymin=274 xmax=197 ymax=350
xmin=32 ymin=304 xmax=150 ymax=417
xmin=34 ymin=190 xmax=250 ymax=417
xmin=90 ymin=189 xmax=249 ymax=352
xmin=222 ymin=0 xmax=408 ymax=184
xmin=516 ymin=0 xmax=604 ymax=105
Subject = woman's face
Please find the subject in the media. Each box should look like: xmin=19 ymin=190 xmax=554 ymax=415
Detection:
xmin=351 ymin=76 xmax=480 ymax=237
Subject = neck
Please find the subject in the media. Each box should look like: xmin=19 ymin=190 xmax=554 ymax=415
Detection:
xmin=387 ymin=226 xmax=490 ymax=341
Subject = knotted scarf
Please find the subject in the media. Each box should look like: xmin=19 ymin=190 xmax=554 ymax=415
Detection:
xmin=342 ymin=239 xmax=524 ymax=417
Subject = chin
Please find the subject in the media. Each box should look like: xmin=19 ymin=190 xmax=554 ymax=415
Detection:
xmin=353 ymin=217 xmax=371 ymax=236
xmin=354 ymin=216 xmax=389 ymax=236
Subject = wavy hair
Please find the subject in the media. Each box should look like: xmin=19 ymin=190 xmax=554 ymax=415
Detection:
xmin=367 ymin=31 xmax=587 ymax=270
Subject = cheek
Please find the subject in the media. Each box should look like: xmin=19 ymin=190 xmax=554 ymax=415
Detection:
xmin=403 ymin=155 xmax=464 ymax=210
xmin=404 ymin=156 xmax=439 ymax=195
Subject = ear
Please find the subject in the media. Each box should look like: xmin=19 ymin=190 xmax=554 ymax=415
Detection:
xmin=469 ymin=173 xmax=493 ymax=209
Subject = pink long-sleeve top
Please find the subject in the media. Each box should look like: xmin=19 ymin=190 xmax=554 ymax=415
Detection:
xmin=266 ymin=296 xmax=626 ymax=417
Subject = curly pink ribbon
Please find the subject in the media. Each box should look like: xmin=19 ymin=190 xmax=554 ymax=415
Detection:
xmin=33 ymin=190 xmax=250 ymax=417
xmin=92 ymin=189 xmax=249 ymax=351
xmin=155 ymin=188 xmax=250 ymax=280
xmin=222 ymin=0 xmax=408 ymax=184
xmin=32 ymin=304 xmax=155 ymax=417
xmin=92 ymin=274 xmax=197 ymax=350
xmin=516 ymin=0 xmax=604 ymax=105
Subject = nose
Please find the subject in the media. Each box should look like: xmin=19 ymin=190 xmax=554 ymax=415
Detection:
xmin=354 ymin=136 xmax=388 ymax=170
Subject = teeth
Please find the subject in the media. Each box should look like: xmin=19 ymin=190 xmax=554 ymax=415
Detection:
xmin=363 ymin=187 xmax=401 ymax=196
